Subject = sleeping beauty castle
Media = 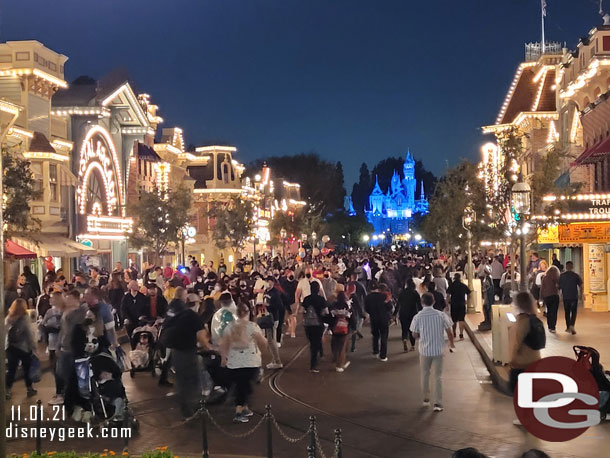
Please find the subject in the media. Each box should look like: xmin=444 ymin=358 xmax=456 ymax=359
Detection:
xmin=347 ymin=152 xmax=428 ymax=235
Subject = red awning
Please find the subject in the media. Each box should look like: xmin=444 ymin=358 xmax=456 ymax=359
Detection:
xmin=573 ymin=136 xmax=610 ymax=165
xmin=5 ymin=240 xmax=37 ymax=259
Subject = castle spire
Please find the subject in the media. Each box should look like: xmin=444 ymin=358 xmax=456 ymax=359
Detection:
xmin=420 ymin=180 xmax=425 ymax=199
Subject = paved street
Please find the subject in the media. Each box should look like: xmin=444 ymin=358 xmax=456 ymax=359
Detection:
xmin=5 ymin=322 xmax=610 ymax=458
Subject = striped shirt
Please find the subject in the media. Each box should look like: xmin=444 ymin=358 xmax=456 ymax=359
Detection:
xmin=410 ymin=306 xmax=453 ymax=357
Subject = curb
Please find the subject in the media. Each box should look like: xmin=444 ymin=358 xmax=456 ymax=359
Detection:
xmin=464 ymin=315 xmax=511 ymax=395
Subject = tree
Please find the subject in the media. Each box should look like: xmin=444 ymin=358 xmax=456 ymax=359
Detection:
xmin=420 ymin=160 xmax=489 ymax=251
xmin=481 ymin=127 xmax=526 ymax=235
xmin=129 ymin=186 xmax=192 ymax=263
xmin=351 ymin=162 xmax=371 ymax=214
xmin=209 ymin=197 xmax=255 ymax=254
xmin=323 ymin=211 xmax=373 ymax=248
xmin=2 ymin=149 xmax=41 ymax=239
xmin=531 ymin=144 xmax=581 ymax=215
xmin=246 ymin=153 xmax=345 ymax=215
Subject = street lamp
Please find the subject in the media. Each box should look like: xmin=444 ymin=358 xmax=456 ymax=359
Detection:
xmin=414 ymin=233 xmax=422 ymax=242
xmin=362 ymin=234 xmax=370 ymax=243
xmin=462 ymin=206 xmax=476 ymax=313
xmin=512 ymin=181 xmax=532 ymax=292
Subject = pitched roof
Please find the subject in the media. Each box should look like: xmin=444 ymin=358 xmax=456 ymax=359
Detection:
xmin=28 ymin=131 xmax=56 ymax=153
xmin=496 ymin=64 xmax=557 ymax=125
xmin=137 ymin=142 xmax=162 ymax=162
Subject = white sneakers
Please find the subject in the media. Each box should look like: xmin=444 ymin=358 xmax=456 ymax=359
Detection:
xmin=48 ymin=394 xmax=64 ymax=406
xmin=266 ymin=362 xmax=283 ymax=370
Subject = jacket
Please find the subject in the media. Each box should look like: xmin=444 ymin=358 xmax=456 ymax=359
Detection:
xmin=6 ymin=315 xmax=36 ymax=353
xmin=364 ymin=291 xmax=394 ymax=324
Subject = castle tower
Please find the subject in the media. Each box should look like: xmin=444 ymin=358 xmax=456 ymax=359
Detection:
xmin=402 ymin=150 xmax=416 ymax=209
xmin=369 ymin=175 xmax=385 ymax=214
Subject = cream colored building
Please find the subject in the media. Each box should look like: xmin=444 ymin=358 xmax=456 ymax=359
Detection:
xmin=0 ymin=41 xmax=94 ymax=279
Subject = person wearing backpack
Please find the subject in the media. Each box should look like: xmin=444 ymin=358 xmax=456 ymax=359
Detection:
xmin=509 ymin=292 xmax=544 ymax=394
xmin=329 ymin=290 xmax=352 ymax=372
xmin=301 ymin=281 xmax=329 ymax=373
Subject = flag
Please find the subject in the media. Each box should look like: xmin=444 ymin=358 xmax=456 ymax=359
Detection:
xmin=541 ymin=0 xmax=547 ymax=17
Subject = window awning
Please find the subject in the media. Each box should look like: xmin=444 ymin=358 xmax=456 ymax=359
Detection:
xmin=4 ymin=240 xmax=37 ymax=259
xmin=12 ymin=235 xmax=97 ymax=258
xmin=572 ymin=136 xmax=610 ymax=165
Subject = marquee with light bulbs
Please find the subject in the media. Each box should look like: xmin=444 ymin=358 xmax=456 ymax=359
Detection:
xmin=76 ymin=125 xmax=132 ymax=238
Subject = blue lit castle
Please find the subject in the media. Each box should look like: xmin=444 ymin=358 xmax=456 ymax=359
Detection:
xmin=365 ymin=152 xmax=428 ymax=234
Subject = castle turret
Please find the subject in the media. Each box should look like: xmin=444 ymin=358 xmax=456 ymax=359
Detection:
xmin=369 ymin=175 xmax=384 ymax=214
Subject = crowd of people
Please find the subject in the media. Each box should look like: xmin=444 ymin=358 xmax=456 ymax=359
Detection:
xmin=0 ymin=245 xmax=586 ymax=437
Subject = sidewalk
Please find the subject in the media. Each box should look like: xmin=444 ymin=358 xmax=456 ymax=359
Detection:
xmin=465 ymin=306 xmax=610 ymax=394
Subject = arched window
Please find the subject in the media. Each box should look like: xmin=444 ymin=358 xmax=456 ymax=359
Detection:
xmin=223 ymin=164 xmax=229 ymax=184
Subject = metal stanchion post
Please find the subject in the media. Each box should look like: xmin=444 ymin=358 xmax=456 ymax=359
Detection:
xmin=266 ymin=405 xmax=273 ymax=458
xmin=309 ymin=416 xmax=317 ymax=458
xmin=36 ymin=399 xmax=42 ymax=454
xmin=334 ymin=428 xmax=343 ymax=458
xmin=123 ymin=398 xmax=130 ymax=452
xmin=201 ymin=400 xmax=210 ymax=458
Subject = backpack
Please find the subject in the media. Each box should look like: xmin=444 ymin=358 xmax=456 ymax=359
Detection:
xmin=333 ymin=316 xmax=349 ymax=336
xmin=523 ymin=315 xmax=546 ymax=350
xmin=304 ymin=305 xmax=322 ymax=326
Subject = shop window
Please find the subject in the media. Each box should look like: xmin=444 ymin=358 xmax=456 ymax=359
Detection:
xmin=30 ymin=162 xmax=43 ymax=200
xmin=49 ymin=164 xmax=58 ymax=201
xmin=604 ymin=36 xmax=610 ymax=52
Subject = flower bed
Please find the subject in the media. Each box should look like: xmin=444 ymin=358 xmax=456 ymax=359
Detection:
xmin=13 ymin=447 xmax=175 ymax=458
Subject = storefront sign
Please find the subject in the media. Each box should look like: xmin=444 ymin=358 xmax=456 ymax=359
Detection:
xmin=537 ymin=225 xmax=559 ymax=244
xmin=588 ymin=244 xmax=606 ymax=292
xmin=558 ymin=223 xmax=610 ymax=243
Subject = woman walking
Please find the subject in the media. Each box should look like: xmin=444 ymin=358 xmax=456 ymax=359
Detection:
xmin=301 ymin=281 xmax=329 ymax=373
xmin=5 ymin=298 xmax=37 ymax=399
xmin=396 ymin=278 xmax=421 ymax=351
xmin=541 ymin=265 xmax=560 ymax=333
xmin=330 ymin=291 xmax=352 ymax=372
xmin=220 ymin=302 xmax=267 ymax=423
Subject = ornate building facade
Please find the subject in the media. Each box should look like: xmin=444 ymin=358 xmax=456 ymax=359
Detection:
xmin=364 ymin=152 xmax=428 ymax=234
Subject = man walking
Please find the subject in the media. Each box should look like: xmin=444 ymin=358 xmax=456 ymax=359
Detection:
xmin=410 ymin=292 xmax=455 ymax=412
xmin=364 ymin=283 xmax=393 ymax=362
xmin=558 ymin=261 xmax=582 ymax=335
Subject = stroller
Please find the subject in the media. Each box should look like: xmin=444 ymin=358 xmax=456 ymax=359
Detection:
xmin=574 ymin=345 xmax=610 ymax=420
xmin=129 ymin=319 xmax=162 ymax=378
xmin=74 ymin=351 xmax=139 ymax=431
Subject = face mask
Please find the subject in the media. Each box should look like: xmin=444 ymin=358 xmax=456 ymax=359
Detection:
xmin=274 ymin=274 xmax=280 ymax=278
xmin=197 ymin=277 xmax=202 ymax=282
xmin=324 ymin=274 xmax=330 ymax=278
xmin=288 ymin=275 xmax=294 ymax=281
xmin=306 ymin=273 xmax=311 ymax=279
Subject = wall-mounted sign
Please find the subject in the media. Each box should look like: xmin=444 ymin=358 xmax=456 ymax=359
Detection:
xmin=537 ymin=225 xmax=559 ymax=244
xmin=558 ymin=222 xmax=610 ymax=243
xmin=588 ymin=244 xmax=606 ymax=292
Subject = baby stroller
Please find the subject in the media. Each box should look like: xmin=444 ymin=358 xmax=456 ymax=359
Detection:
xmin=129 ymin=319 xmax=162 ymax=378
xmin=574 ymin=345 xmax=610 ymax=420
xmin=74 ymin=351 xmax=139 ymax=431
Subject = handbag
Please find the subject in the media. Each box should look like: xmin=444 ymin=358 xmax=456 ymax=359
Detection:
xmin=257 ymin=313 xmax=274 ymax=330
xmin=29 ymin=354 xmax=42 ymax=383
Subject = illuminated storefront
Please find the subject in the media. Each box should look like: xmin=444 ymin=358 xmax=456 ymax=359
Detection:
xmin=536 ymin=193 xmax=610 ymax=311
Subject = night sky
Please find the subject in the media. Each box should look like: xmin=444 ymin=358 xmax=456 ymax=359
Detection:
xmin=1 ymin=0 xmax=605 ymax=186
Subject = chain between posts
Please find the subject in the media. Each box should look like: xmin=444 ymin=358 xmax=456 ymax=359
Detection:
xmin=203 ymin=407 xmax=267 ymax=438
